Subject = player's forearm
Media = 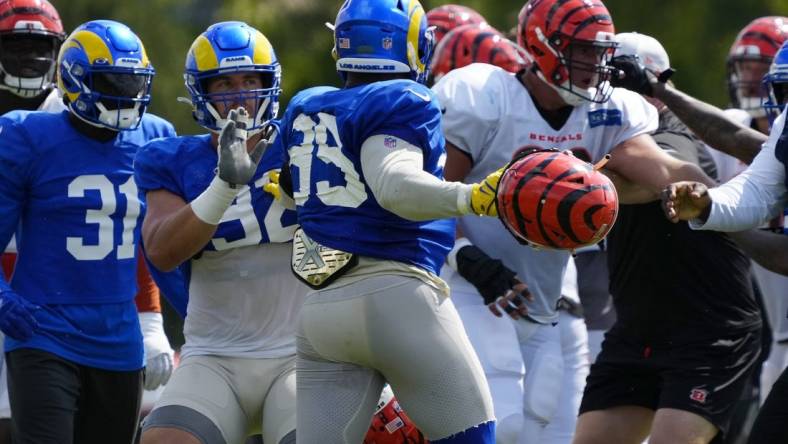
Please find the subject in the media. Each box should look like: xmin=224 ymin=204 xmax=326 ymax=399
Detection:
xmin=652 ymin=83 xmax=766 ymax=164
xmin=361 ymin=135 xmax=472 ymax=220
xmin=144 ymin=209 xmax=216 ymax=272
xmin=729 ymin=230 xmax=788 ymax=277
xmin=142 ymin=186 xmax=230 ymax=272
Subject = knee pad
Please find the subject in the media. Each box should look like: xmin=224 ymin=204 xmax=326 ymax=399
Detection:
xmin=523 ymin=344 xmax=563 ymax=423
xmin=431 ymin=421 xmax=495 ymax=444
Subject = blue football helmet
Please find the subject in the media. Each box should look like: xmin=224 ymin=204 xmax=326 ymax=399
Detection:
xmin=332 ymin=0 xmax=434 ymax=84
xmin=57 ymin=20 xmax=154 ymax=130
xmin=184 ymin=21 xmax=281 ymax=134
xmin=763 ymin=40 xmax=788 ymax=124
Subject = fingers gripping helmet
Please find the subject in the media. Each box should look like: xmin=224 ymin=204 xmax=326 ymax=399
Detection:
xmin=727 ymin=16 xmax=788 ymax=118
xmin=333 ymin=0 xmax=434 ymax=85
xmin=426 ymin=4 xmax=487 ymax=46
xmin=518 ymin=0 xmax=618 ymax=106
xmin=496 ymin=150 xmax=618 ymax=250
xmin=184 ymin=21 xmax=281 ymax=134
xmin=0 ymin=0 xmax=65 ymax=98
xmin=58 ymin=20 xmax=154 ymax=131
xmin=763 ymin=40 xmax=788 ymax=124
xmin=428 ymin=24 xmax=527 ymax=85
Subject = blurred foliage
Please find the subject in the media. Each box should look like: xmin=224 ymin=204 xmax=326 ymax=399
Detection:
xmin=51 ymin=0 xmax=786 ymax=135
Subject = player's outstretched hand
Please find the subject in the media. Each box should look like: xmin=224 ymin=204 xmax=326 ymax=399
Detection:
xmin=661 ymin=181 xmax=711 ymax=223
xmin=610 ymin=55 xmax=675 ymax=97
xmin=470 ymin=166 xmax=504 ymax=217
xmin=488 ymin=283 xmax=532 ymax=320
xmin=217 ymin=108 xmax=268 ymax=186
xmin=0 ymin=290 xmax=38 ymax=341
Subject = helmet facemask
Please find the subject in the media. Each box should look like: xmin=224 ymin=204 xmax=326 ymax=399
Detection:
xmin=542 ymin=35 xmax=618 ymax=106
xmin=728 ymin=56 xmax=772 ymax=118
xmin=0 ymin=33 xmax=60 ymax=98
xmin=186 ymin=67 xmax=281 ymax=135
xmin=62 ymin=60 xmax=154 ymax=130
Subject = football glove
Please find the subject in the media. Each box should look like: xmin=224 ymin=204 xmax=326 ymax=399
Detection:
xmin=139 ymin=311 xmax=174 ymax=391
xmin=470 ymin=166 xmax=504 ymax=217
xmin=456 ymin=244 xmax=521 ymax=305
xmin=610 ymin=55 xmax=675 ymax=97
xmin=263 ymin=170 xmax=296 ymax=210
xmin=0 ymin=290 xmax=38 ymax=341
xmin=217 ymin=108 xmax=269 ymax=186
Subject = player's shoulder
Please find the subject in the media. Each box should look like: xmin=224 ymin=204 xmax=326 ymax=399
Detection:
xmin=436 ymin=63 xmax=516 ymax=94
xmin=139 ymin=112 xmax=177 ymax=137
xmin=288 ymin=86 xmax=340 ymax=109
xmin=589 ymin=87 xmax=656 ymax=126
xmin=138 ymin=134 xmax=210 ymax=162
xmin=0 ymin=110 xmax=71 ymax=144
xmin=355 ymin=79 xmax=440 ymax=115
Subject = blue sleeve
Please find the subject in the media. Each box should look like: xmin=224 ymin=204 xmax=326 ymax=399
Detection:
xmin=0 ymin=117 xmax=32 ymax=294
xmin=134 ymin=139 xmax=182 ymax=195
xmin=357 ymin=83 xmax=443 ymax=158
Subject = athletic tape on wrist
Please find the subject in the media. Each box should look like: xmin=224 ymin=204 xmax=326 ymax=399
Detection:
xmin=447 ymin=237 xmax=473 ymax=272
xmin=190 ymin=176 xmax=239 ymax=225
xmin=457 ymin=185 xmax=472 ymax=215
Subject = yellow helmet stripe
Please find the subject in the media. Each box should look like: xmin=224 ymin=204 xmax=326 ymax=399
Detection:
xmin=191 ymin=35 xmax=219 ymax=71
xmin=69 ymin=30 xmax=113 ymax=65
xmin=252 ymin=31 xmax=274 ymax=65
xmin=406 ymin=1 xmax=426 ymax=73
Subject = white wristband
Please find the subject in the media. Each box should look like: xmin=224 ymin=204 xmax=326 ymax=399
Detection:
xmin=446 ymin=237 xmax=473 ymax=271
xmin=190 ymin=176 xmax=239 ymax=225
xmin=456 ymin=185 xmax=472 ymax=215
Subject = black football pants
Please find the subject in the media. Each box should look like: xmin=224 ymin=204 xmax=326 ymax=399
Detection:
xmin=6 ymin=348 xmax=142 ymax=444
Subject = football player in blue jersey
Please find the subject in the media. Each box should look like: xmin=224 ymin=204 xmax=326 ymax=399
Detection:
xmin=136 ymin=22 xmax=306 ymax=444
xmin=270 ymin=0 xmax=508 ymax=442
xmin=0 ymin=20 xmax=176 ymax=444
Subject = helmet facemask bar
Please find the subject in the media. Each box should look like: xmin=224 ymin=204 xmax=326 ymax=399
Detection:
xmin=0 ymin=32 xmax=61 ymax=98
xmin=186 ymin=65 xmax=281 ymax=135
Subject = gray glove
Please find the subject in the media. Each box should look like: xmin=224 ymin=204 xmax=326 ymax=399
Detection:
xmin=217 ymin=107 xmax=269 ymax=186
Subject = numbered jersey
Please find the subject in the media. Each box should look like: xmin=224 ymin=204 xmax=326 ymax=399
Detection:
xmin=0 ymin=109 xmax=175 ymax=370
xmin=135 ymin=132 xmax=305 ymax=358
xmin=280 ymin=81 xmax=454 ymax=275
xmin=433 ymin=63 xmax=657 ymax=323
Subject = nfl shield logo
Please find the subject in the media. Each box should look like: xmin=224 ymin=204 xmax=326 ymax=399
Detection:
xmin=338 ymin=38 xmax=350 ymax=49
xmin=382 ymin=37 xmax=393 ymax=50
xmin=384 ymin=137 xmax=397 ymax=149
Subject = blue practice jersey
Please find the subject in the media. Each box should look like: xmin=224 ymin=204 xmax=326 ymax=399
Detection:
xmin=0 ymin=110 xmax=176 ymax=370
xmin=134 ymin=130 xmax=298 ymax=311
xmin=280 ymin=80 xmax=455 ymax=275
xmin=135 ymin=131 xmax=298 ymax=250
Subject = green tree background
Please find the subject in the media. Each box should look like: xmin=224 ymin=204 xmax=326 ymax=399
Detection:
xmin=51 ymin=0 xmax=787 ymax=136
xmin=48 ymin=0 xmax=786 ymax=345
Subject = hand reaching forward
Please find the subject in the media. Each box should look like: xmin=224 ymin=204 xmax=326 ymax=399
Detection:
xmin=661 ymin=181 xmax=712 ymax=223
